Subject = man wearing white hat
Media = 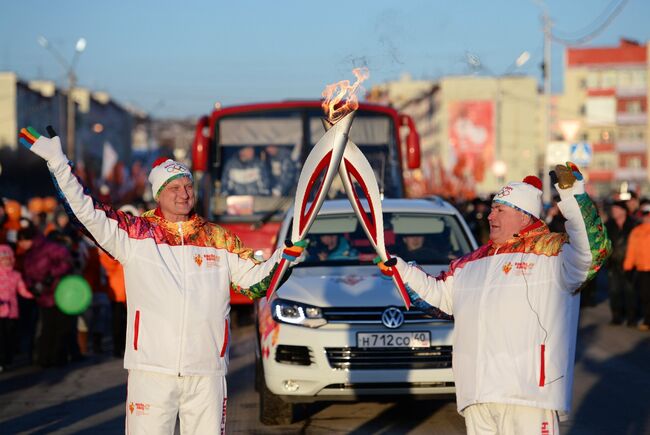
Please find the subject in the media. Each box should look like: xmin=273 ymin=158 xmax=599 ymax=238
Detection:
xmin=19 ymin=126 xmax=304 ymax=434
xmin=378 ymin=165 xmax=611 ymax=434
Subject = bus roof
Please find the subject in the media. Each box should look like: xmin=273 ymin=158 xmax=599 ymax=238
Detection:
xmin=209 ymin=100 xmax=401 ymax=120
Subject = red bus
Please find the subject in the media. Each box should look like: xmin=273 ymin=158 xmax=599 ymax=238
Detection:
xmin=191 ymin=100 xmax=421 ymax=305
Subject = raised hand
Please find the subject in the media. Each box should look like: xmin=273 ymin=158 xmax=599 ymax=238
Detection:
xmin=281 ymin=239 xmax=308 ymax=263
xmin=374 ymin=256 xmax=397 ymax=278
xmin=19 ymin=125 xmax=66 ymax=163
xmin=550 ymin=161 xmax=583 ymax=190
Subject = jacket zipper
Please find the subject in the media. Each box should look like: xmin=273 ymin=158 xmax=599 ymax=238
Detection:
xmin=177 ymin=222 xmax=186 ymax=376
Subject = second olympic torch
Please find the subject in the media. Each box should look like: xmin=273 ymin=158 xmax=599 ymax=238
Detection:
xmin=265 ymin=111 xmax=354 ymax=298
xmin=266 ymin=67 xmax=410 ymax=309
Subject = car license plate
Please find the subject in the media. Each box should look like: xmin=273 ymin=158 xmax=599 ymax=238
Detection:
xmin=357 ymin=331 xmax=431 ymax=348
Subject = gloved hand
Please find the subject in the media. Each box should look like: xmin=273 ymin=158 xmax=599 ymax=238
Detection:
xmin=282 ymin=239 xmax=308 ymax=263
xmin=549 ymin=161 xmax=584 ymax=193
xmin=374 ymin=256 xmax=397 ymax=279
xmin=19 ymin=125 xmax=67 ymax=163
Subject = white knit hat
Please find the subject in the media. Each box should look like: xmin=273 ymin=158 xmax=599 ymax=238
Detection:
xmin=148 ymin=158 xmax=193 ymax=200
xmin=492 ymin=176 xmax=543 ymax=219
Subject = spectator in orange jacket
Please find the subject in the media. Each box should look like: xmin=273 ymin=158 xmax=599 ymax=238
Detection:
xmin=623 ymin=203 xmax=650 ymax=331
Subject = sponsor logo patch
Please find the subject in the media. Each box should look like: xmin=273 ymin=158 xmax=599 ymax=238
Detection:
xmin=502 ymin=262 xmax=513 ymax=274
xmin=203 ymin=253 xmax=220 ymax=267
xmin=129 ymin=402 xmax=150 ymax=416
xmin=194 ymin=254 xmax=203 ymax=266
xmin=515 ymin=261 xmax=535 ymax=274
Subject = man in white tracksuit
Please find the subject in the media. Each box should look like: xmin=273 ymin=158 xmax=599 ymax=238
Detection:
xmin=379 ymin=165 xmax=610 ymax=434
xmin=19 ymin=126 xmax=303 ymax=434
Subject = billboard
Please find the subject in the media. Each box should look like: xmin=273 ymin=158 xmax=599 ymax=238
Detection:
xmin=448 ymin=100 xmax=494 ymax=182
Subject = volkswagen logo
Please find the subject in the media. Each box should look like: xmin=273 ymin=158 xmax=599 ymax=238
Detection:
xmin=381 ymin=307 xmax=404 ymax=329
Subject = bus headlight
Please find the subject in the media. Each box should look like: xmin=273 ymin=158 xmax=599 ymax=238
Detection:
xmin=271 ymin=299 xmax=327 ymax=328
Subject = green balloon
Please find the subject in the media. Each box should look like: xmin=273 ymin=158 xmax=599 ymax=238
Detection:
xmin=54 ymin=275 xmax=92 ymax=315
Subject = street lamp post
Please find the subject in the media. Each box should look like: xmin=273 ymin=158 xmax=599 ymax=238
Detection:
xmin=37 ymin=36 xmax=86 ymax=162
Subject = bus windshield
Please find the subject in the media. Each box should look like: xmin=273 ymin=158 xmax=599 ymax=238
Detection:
xmin=211 ymin=108 xmax=403 ymax=220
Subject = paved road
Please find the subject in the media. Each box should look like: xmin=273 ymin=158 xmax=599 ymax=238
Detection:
xmin=1 ymin=300 xmax=649 ymax=434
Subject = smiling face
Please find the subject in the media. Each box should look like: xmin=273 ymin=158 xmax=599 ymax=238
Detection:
xmin=488 ymin=202 xmax=534 ymax=245
xmin=157 ymin=176 xmax=195 ymax=222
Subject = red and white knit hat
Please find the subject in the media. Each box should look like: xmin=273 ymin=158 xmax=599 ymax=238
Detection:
xmin=148 ymin=158 xmax=193 ymax=200
xmin=492 ymin=175 xmax=543 ymax=219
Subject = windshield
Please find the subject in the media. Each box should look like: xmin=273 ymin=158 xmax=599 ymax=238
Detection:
xmin=293 ymin=212 xmax=473 ymax=267
xmin=210 ymin=108 xmax=403 ymax=219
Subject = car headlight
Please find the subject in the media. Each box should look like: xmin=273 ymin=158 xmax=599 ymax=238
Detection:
xmin=271 ymin=299 xmax=327 ymax=328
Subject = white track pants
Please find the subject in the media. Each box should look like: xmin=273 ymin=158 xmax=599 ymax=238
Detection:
xmin=464 ymin=403 xmax=560 ymax=435
xmin=125 ymin=370 xmax=227 ymax=435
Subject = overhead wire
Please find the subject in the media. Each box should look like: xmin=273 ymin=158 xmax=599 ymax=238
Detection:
xmin=551 ymin=0 xmax=630 ymax=46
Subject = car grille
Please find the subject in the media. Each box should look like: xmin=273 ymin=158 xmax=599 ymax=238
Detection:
xmin=321 ymin=307 xmax=452 ymax=324
xmin=325 ymin=346 xmax=452 ymax=370
xmin=275 ymin=345 xmax=313 ymax=366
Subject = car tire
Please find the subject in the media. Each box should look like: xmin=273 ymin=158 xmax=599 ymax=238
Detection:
xmin=259 ymin=378 xmax=294 ymax=425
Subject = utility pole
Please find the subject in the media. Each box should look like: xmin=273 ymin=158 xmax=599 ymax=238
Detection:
xmin=66 ymin=73 xmax=77 ymax=160
xmin=38 ymin=36 xmax=86 ymax=162
xmin=542 ymin=9 xmax=553 ymax=204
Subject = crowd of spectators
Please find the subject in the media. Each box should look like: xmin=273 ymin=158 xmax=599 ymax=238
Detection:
xmin=0 ymin=196 xmax=148 ymax=372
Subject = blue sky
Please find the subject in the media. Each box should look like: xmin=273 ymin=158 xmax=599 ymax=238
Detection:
xmin=2 ymin=0 xmax=649 ymax=118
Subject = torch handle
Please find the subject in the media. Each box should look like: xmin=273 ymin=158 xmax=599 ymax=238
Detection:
xmin=266 ymin=257 xmax=290 ymax=300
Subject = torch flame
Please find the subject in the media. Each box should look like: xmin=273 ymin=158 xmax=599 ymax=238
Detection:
xmin=321 ymin=67 xmax=370 ymax=124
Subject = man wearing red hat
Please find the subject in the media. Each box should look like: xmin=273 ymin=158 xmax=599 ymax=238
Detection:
xmin=379 ymin=165 xmax=611 ymax=434
xmin=18 ymin=126 xmax=303 ymax=434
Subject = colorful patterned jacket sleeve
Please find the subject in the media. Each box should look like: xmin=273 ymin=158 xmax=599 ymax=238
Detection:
xmin=224 ymin=231 xmax=284 ymax=300
xmin=556 ymin=180 xmax=612 ymax=293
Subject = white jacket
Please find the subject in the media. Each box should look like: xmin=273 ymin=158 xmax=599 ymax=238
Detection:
xmin=397 ymin=181 xmax=611 ymax=415
xmin=48 ymin=158 xmax=283 ymax=376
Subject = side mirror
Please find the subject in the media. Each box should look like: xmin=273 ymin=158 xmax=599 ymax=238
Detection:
xmin=401 ymin=115 xmax=421 ymax=169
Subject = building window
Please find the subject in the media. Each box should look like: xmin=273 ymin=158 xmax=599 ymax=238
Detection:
xmin=579 ymin=78 xmax=587 ymax=90
xmin=631 ymin=70 xmax=646 ymax=88
xmin=592 ymin=153 xmax=616 ymax=170
xmin=601 ymin=130 xmax=614 ymax=142
xmin=626 ymin=100 xmax=642 ymax=114
xmin=626 ymin=157 xmax=642 ymax=169
xmin=601 ymin=71 xmax=616 ymax=88
xmin=587 ymin=72 xmax=599 ymax=89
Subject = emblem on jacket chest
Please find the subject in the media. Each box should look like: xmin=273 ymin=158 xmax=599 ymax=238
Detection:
xmin=502 ymin=260 xmax=535 ymax=275
xmin=194 ymin=253 xmax=220 ymax=267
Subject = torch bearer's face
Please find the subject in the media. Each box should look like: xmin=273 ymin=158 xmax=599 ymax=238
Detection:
xmin=321 ymin=67 xmax=369 ymax=124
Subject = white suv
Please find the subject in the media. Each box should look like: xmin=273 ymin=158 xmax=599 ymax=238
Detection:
xmin=255 ymin=198 xmax=478 ymax=425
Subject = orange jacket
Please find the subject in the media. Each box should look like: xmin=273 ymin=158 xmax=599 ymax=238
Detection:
xmin=99 ymin=250 xmax=126 ymax=302
xmin=623 ymin=222 xmax=650 ymax=272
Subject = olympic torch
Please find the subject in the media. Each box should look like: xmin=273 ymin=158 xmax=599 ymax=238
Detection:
xmin=265 ymin=69 xmax=367 ymax=299
xmin=325 ymin=120 xmax=412 ymax=309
